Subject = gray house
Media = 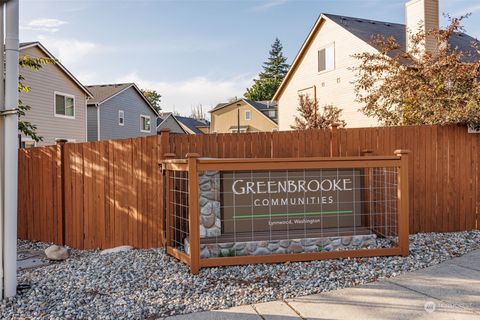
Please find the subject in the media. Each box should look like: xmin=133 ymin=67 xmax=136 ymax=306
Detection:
xmin=19 ymin=42 xmax=93 ymax=147
xmin=86 ymin=83 xmax=159 ymax=141
xmin=157 ymin=113 xmax=210 ymax=134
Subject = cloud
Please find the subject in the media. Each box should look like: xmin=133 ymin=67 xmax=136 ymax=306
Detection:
xmin=251 ymin=0 xmax=288 ymax=12
xmin=464 ymin=5 xmax=480 ymax=14
xmin=36 ymin=35 xmax=99 ymax=66
xmin=115 ymin=72 xmax=255 ymax=116
xmin=21 ymin=18 xmax=68 ymax=33
xmin=125 ymin=38 xmax=235 ymax=54
xmin=450 ymin=2 xmax=480 ymax=17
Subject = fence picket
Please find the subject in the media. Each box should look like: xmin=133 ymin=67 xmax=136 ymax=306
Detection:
xmin=16 ymin=125 xmax=480 ymax=249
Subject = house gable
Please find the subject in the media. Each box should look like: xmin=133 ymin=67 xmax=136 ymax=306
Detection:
xmin=274 ymin=15 xmax=380 ymax=130
xmin=210 ymin=100 xmax=278 ymax=133
xmin=157 ymin=114 xmax=188 ymax=134
xmin=20 ymin=42 xmax=92 ymax=98
xmin=19 ymin=45 xmax=89 ymax=145
xmin=95 ymin=86 xmax=158 ymax=140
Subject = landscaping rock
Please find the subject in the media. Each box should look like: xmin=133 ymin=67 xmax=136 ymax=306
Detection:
xmin=100 ymin=245 xmax=133 ymax=255
xmin=201 ymin=213 xmax=216 ymax=229
xmin=3 ymin=231 xmax=479 ymax=319
xmin=44 ymin=245 xmax=70 ymax=261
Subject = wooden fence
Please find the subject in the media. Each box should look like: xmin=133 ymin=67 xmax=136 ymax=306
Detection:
xmin=18 ymin=125 xmax=480 ymax=249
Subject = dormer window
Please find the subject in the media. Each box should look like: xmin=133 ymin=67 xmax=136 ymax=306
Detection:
xmin=318 ymin=43 xmax=335 ymax=72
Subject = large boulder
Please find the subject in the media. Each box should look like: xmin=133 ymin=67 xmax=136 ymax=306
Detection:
xmin=45 ymin=245 xmax=70 ymax=261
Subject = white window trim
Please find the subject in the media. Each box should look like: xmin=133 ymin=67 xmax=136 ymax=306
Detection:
xmin=140 ymin=115 xmax=151 ymax=133
xmin=245 ymin=110 xmax=251 ymax=121
xmin=54 ymin=91 xmax=76 ymax=119
xmin=118 ymin=110 xmax=125 ymax=126
xmin=317 ymin=42 xmax=335 ymax=74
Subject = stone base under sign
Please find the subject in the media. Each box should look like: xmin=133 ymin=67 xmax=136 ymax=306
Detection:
xmin=185 ymin=234 xmax=378 ymax=259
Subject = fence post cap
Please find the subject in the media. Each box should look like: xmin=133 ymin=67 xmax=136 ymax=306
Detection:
xmin=186 ymin=153 xmax=200 ymax=158
xmin=56 ymin=139 xmax=68 ymax=145
xmin=330 ymin=123 xmax=340 ymax=129
xmin=394 ymin=149 xmax=411 ymax=155
xmin=160 ymin=128 xmax=171 ymax=133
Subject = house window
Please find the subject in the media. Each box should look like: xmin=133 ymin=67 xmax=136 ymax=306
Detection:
xmin=268 ymin=110 xmax=276 ymax=118
xmin=119 ymin=110 xmax=125 ymax=126
xmin=245 ymin=110 xmax=251 ymax=120
xmin=140 ymin=115 xmax=151 ymax=132
xmin=318 ymin=43 xmax=335 ymax=72
xmin=54 ymin=92 xmax=75 ymax=118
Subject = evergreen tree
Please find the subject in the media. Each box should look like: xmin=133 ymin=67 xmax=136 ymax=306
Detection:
xmin=245 ymin=38 xmax=289 ymax=101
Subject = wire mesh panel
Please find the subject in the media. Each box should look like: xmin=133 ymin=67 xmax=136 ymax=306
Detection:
xmin=368 ymin=168 xmax=399 ymax=240
xmin=164 ymin=153 xmax=409 ymax=273
xmin=195 ymin=167 xmax=399 ymax=259
xmin=168 ymin=170 xmax=190 ymax=254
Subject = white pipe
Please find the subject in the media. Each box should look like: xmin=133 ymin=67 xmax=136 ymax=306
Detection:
xmin=0 ymin=0 xmax=4 ymax=301
xmin=3 ymin=0 xmax=19 ymax=298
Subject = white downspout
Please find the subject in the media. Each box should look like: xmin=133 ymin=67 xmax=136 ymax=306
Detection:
xmin=0 ymin=0 xmax=5 ymax=301
xmin=3 ymin=0 xmax=19 ymax=298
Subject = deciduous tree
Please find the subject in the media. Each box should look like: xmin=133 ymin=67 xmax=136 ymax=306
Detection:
xmin=353 ymin=15 xmax=480 ymax=126
xmin=141 ymin=89 xmax=162 ymax=112
xmin=291 ymin=95 xmax=346 ymax=130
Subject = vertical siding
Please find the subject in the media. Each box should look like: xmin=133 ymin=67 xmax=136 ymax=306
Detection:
xmin=277 ymin=19 xmax=379 ymax=130
xmin=87 ymin=106 xmax=98 ymax=141
xmin=98 ymin=87 xmax=158 ymax=140
xmin=19 ymin=46 xmax=88 ymax=146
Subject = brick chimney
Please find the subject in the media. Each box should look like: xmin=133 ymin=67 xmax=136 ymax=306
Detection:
xmin=405 ymin=0 xmax=439 ymax=53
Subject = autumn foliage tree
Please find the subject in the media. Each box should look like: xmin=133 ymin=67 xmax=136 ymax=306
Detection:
xmin=353 ymin=15 xmax=480 ymax=126
xmin=291 ymin=95 xmax=346 ymax=130
xmin=141 ymin=89 xmax=162 ymax=112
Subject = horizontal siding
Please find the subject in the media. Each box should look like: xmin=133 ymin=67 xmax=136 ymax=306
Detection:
xmin=211 ymin=101 xmax=277 ymax=133
xmin=98 ymin=86 xmax=158 ymax=141
xmin=277 ymin=19 xmax=379 ymax=130
xmin=19 ymin=46 xmax=87 ymax=146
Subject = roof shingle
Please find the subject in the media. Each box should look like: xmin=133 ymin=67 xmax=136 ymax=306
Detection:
xmin=86 ymin=83 xmax=133 ymax=105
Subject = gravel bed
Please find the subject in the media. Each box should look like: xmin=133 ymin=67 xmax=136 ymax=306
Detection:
xmin=1 ymin=231 xmax=479 ymax=319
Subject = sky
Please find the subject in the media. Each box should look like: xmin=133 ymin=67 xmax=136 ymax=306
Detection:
xmin=20 ymin=0 xmax=480 ymax=116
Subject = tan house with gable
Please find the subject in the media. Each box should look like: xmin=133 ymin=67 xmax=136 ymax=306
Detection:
xmin=273 ymin=0 xmax=478 ymax=130
xmin=19 ymin=42 xmax=92 ymax=147
xmin=210 ymin=99 xmax=278 ymax=133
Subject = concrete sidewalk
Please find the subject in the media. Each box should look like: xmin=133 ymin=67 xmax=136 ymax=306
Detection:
xmin=167 ymin=250 xmax=480 ymax=320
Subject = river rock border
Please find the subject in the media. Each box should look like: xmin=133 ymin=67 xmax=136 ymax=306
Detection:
xmin=185 ymin=234 xmax=378 ymax=258
xmin=199 ymin=171 xmax=222 ymax=238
